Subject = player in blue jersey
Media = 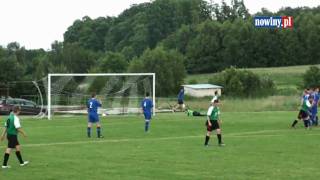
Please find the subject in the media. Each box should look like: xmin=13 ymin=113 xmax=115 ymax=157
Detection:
xmin=141 ymin=92 xmax=153 ymax=132
xmin=310 ymin=88 xmax=319 ymax=126
xmin=87 ymin=93 xmax=103 ymax=138
xmin=174 ymin=87 xmax=185 ymax=112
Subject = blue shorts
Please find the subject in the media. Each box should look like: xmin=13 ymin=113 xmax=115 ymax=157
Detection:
xmin=144 ymin=112 xmax=152 ymax=120
xmin=88 ymin=114 xmax=99 ymax=123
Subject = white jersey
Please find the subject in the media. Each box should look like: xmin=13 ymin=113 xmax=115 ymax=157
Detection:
xmin=211 ymin=95 xmax=218 ymax=103
xmin=13 ymin=115 xmax=21 ymax=129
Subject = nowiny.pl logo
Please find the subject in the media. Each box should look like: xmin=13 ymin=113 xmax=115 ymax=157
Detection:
xmin=254 ymin=16 xmax=293 ymax=28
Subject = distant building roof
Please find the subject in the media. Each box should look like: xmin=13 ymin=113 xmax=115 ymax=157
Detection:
xmin=182 ymin=84 xmax=223 ymax=89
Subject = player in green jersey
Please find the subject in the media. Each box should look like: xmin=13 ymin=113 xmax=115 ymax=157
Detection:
xmin=291 ymin=89 xmax=311 ymax=128
xmin=0 ymin=106 xmax=28 ymax=169
xmin=204 ymin=99 xmax=225 ymax=147
xmin=291 ymin=92 xmax=314 ymax=129
xmin=186 ymin=109 xmax=206 ymax=116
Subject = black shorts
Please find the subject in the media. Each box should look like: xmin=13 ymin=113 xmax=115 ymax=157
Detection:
xmin=298 ymin=110 xmax=308 ymax=119
xmin=303 ymin=120 xmax=310 ymax=128
xmin=193 ymin=111 xmax=201 ymax=116
xmin=205 ymin=120 xmax=220 ymax=131
xmin=7 ymin=134 xmax=19 ymax=148
xmin=178 ymin=99 xmax=184 ymax=105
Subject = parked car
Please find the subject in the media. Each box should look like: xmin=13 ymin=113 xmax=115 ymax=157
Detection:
xmin=0 ymin=98 xmax=45 ymax=115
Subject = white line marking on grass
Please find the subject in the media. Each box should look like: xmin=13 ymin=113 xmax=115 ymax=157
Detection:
xmin=229 ymin=133 xmax=320 ymax=138
xmin=0 ymin=129 xmax=318 ymax=148
xmin=228 ymin=134 xmax=283 ymax=138
xmin=227 ymin=129 xmax=285 ymax=135
xmin=18 ymin=136 xmax=203 ymax=148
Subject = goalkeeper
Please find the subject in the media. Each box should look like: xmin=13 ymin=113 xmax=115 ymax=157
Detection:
xmin=186 ymin=109 xmax=206 ymax=116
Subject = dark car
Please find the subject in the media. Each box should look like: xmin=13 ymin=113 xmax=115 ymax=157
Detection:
xmin=0 ymin=98 xmax=44 ymax=115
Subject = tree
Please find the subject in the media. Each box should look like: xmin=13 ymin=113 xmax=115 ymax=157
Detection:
xmin=98 ymin=52 xmax=128 ymax=73
xmin=0 ymin=54 xmax=24 ymax=83
xmin=162 ymin=24 xmax=195 ymax=55
xmin=213 ymin=0 xmax=249 ymax=22
xmin=296 ymin=13 xmax=320 ymax=64
xmin=64 ymin=16 xmax=114 ymax=52
xmin=186 ymin=20 xmax=223 ymax=73
xmin=128 ymin=47 xmax=186 ymax=96
xmin=47 ymin=42 xmax=98 ymax=73
xmin=7 ymin=42 xmax=20 ymax=52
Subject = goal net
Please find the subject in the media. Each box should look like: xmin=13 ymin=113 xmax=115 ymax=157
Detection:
xmin=47 ymin=73 xmax=155 ymax=120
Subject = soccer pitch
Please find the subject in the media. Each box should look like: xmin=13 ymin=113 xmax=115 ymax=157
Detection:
xmin=1 ymin=112 xmax=320 ymax=180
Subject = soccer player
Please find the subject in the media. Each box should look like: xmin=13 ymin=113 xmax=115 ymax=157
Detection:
xmin=291 ymin=89 xmax=310 ymax=128
xmin=304 ymin=95 xmax=314 ymax=129
xmin=87 ymin=93 xmax=103 ymax=138
xmin=174 ymin=88 xmax=185 ymax=112
xmin=141 ymin=92 xmax=153 ymax=132
xmin=0 ymin=106 xmax=28 ymax=169
xmin=186 ymin=109 xmax=206 ymax=116
xmin=204 ymin=99 xmax=225 ymax=147
xmin=292 ymin=95 xmax=313 ymax=129
xmin=211 ymin=91 xmax=219 ymax=103
xmin=310 ymin=88 xmax=319 ymax=126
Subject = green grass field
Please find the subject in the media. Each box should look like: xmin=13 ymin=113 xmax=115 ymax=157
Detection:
xmin=1 ymin=112 xmax=320 ymax=180
xmin=157 ymin=95 xmax=301 ymax=112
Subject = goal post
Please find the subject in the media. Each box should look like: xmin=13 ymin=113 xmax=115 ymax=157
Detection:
xmin=47 ymin=73 xmax=156 ymax=120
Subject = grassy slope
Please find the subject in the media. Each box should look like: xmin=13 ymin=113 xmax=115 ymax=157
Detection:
xmin=1 ymin=113 xmax=319 ymax=180
xmin=181 ymin=65 xmax=320 ymax=111
xmin=185 ymin=64 xmax=320 ymax=90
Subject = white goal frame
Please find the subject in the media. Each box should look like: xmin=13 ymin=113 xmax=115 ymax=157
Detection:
xmin=47 ymin=73 xmax=156 ymax=120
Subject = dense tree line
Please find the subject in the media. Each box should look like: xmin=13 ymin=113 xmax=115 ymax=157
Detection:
xmin=0 ymin=0 xmax=320 ymax=96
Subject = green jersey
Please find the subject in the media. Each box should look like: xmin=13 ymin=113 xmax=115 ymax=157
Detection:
xmin=207 ymin=106 xmax=220 ymax=121
xmin=187 ymin=109 xmax=193 ymax=116
xmin=5 ymin=113 xmax=21 ymax=135
xmin=301 ymin=100 xmax=311 ymax=112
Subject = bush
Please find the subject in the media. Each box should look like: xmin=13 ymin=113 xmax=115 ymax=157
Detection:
xmin=188 ymin=79 xmax=198 ymax=84
xmin=209 ymin=67 xmax=275 ymax=97
xmin=303 ymin=66 xmax=320 ymax=88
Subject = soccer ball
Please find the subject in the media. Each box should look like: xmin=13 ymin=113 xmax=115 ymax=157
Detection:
xmin=102 ymin=113 xmax=106 ymax=117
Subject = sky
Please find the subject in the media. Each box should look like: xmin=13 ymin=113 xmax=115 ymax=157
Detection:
xmin=0 ymin=0 xmax=319 ymax=50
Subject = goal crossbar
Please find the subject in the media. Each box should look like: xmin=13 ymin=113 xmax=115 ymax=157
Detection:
xmin=47 ymin=73 xmax=156 ymax=120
